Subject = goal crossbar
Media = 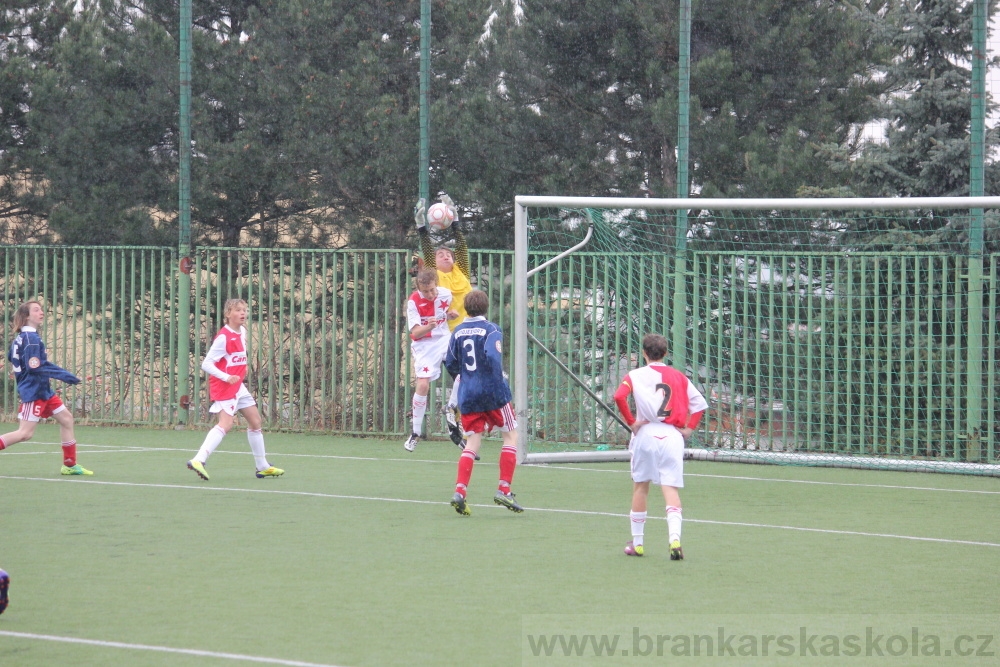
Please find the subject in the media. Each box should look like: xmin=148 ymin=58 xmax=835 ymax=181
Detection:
xmin=515 ymin=195 xmax=1000 ymax=210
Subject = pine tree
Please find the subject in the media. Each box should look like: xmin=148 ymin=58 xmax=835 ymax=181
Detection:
xmin=447 ymin=0 xmax=887 ymax=247
xmin=821 ymin=0 xmax=1000 ymax=252
xmin=10 ymin=1 xmax=176 ymax=244
xmin=850 ymin=0 xmax=998 ymax=198
xmin=690 ymin=0 xmax=889 ymax=199
xmin=0 ymin=2 xmax=73 ymax=242
xmin=180 ymin=0 xmax=426 ymax=248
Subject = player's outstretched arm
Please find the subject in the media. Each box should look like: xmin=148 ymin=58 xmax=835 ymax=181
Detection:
xmin=34 ymin=362 xmax=80 ymax=385
xmin=453 ymin=226 xmax=470 ymax=279
xmin=419 ymin=228 xmax=436 ymax=268
xmin=439 ymin=194 xmax=470 ymax=278
xmin=414 ymin=198 xmax=437 ymax=269
xmin=17 ymin=336 xmax=78 ymax=384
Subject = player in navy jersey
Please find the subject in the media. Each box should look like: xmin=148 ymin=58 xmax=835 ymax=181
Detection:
xmin=187 ymin=299 xmax=283 ymax=480
xmin=0 ymin=301 xmax=91 ymax=475
xmin=613 ymin=334 xmax=707 ymax=559
xmin=443 ymin=290 xmax=523 ymax=515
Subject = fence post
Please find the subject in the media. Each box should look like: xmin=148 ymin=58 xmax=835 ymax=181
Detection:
xmin=965 ymin=0 xmax=987 ymax=460
xmin=176 ymin=0 xmax=193 ymax=426
xmin=671 ymin=0 xmax=692 ymax=370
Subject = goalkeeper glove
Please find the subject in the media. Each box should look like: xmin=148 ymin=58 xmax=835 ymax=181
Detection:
xmin=413 ymin=198 xmax=427 ymax=229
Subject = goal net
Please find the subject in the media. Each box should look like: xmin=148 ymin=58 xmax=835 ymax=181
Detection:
xmin=513 ymin=196 xmax=1000 ymax=476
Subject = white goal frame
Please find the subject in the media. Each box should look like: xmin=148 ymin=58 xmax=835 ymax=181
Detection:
xmin=513 ymin=195 xmax=1000 ymax=470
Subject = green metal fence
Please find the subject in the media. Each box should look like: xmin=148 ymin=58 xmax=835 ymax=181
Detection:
xmin=0 ymin=245 xmax=995 ymax=463
xmin=190 ymin=248 xmax=411 ymax=434
xmin=0 ymin=246 xmax=517 ymax=441
xmin=0 ymin=247 xmax=178 ymax=425
xmin=689 ymin=252 xmax=999 ymax=463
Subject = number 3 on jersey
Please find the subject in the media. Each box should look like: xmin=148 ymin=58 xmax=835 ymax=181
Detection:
xmin=462 ymin=338 xmax=477 ymax=371
xmin=656 ymin=383 xmax=673 ymax=419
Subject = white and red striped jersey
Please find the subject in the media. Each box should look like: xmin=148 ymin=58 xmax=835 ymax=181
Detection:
xmin=614 ymin=362 xmax=708 ymax=429
xmin=204 ymin=325 xmax=248 ymax=401
xmin=406 ymin=286 xmax=453 ymax=342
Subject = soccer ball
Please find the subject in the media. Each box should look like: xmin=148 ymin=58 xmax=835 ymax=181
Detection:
xmin=426 ymin=202 xmax=455 ymax=231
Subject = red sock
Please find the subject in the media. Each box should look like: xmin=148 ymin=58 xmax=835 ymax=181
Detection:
xmin=455 ymin=450 xmax=476 ymax=496
xmin=0 ymin=435 xmax=6 ymax=451
xmin=62 ymin=441 xmax=77 ymax=467
xmin=498 ymin=444 xmax=517 ymax=492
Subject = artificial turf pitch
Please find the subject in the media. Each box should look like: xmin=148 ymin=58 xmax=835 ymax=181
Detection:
xmin=0 ymin=425 xmax=998 ymax=666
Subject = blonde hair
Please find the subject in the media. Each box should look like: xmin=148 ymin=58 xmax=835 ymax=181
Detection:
xmin=11 ymin=301 xmax=41 ymax=337
xmin=223 ymin=298 xmax=248 ymax=321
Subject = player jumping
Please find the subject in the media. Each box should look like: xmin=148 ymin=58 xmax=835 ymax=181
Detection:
xmin=403 ymin=269 xmax=456 ymax=451
xmin=414 ymin=194 xmax=473 ymax=450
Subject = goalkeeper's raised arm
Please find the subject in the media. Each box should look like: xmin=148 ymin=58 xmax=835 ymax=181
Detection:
xmin=414 ymin=194 xmax=472 ymax=330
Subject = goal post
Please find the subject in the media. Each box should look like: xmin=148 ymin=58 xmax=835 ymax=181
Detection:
xmin=513 ymin=195 xmax=1000 ymax=476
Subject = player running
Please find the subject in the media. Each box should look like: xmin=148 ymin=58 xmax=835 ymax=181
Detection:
xmin=0 ymin=300 xmax=90 ymax=476
xmin=613 ymin=333 xmax=707 ymax=559
xmin=444 ymin=290 xmax=522 ymax=516
xmin=187 ymin=298 xmax=284 ymax=480
xmin=414 ymin=194 xmax=472 ymax=449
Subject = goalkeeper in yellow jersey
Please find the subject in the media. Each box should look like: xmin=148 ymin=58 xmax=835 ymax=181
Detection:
xmin=414 ymin=194 xmax=472 ymax=451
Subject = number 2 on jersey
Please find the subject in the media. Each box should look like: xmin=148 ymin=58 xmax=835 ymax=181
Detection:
xmin=656 ymin=383 xmax=672 ymax=418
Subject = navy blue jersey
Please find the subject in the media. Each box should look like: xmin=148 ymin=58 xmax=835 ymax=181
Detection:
xmin=444 ymin=316 xmax=512 ymax=414
xmin=7 ymin=327 xmax=80 ymax=403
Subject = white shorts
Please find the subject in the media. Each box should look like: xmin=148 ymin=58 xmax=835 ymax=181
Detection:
xmin=209 ymin=384 xmax=256 ymax=416
xmin=630 ymin=422 xmax=685 ymax=488
xmin=412 ymin=335 xmax=450 ymax=381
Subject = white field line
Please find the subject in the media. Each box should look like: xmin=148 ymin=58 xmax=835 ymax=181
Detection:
xmin=12 ymin=440 xmax=1000 ymax=496
xmin=5 ymin=441 xmax=469 ymax=466
xmin=0 ymin=630 xmax=348 ymax=667
xmin=1 ymin=474 xmax=998 ymax=549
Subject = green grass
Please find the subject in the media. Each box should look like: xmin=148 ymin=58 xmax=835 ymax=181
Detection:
xmin=1 ymin=424 xmax=998 ymax=666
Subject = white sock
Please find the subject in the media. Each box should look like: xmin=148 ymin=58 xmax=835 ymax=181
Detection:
xmin=247 ymin=429 xmax=269 ymax=470
xmin=412 ymin=394 xmax=427 ymax=435
xmin=447 ymin=376 xmax=461 ymax=410
xmin=667 ymin=506 xmax=682 ymax=543
xmin=630 ymin=511 xmax=646 ymax=546
xmin=196 ymin=426 xmax=226 ymax=463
